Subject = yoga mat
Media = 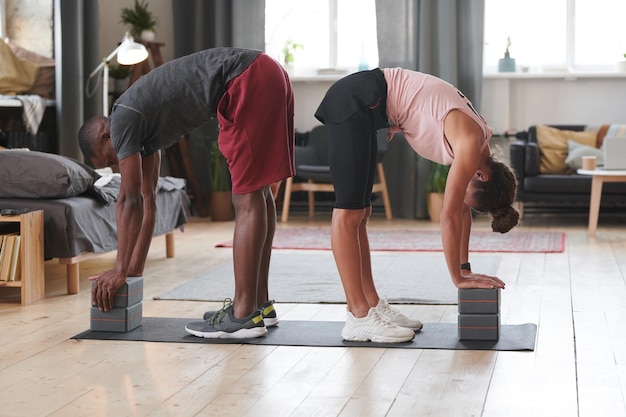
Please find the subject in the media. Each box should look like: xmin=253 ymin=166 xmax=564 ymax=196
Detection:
xmin=216 ymin=228 xmax=565 ymax=253
xmin=73 ymin=318 xmax=537 ymax=351
xmin=154 ymin=253 xmax=501 ymax=305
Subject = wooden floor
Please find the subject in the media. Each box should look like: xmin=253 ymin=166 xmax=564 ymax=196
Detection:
xmin=1 ymin=208 xmax=625 ymax=417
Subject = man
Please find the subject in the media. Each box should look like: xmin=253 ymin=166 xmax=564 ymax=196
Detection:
xmin=78 ymin=47 xmax=294 ymax=339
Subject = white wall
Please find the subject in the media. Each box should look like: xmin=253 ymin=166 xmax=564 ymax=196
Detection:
xmin=482 ymin=74 xmax=626 ymax=134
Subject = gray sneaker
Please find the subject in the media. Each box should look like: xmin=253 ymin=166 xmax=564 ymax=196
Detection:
xmin=341 ymin=308 xmax=415 ymax=343
xmin=203 ymin=299 xmax=278 ymax=327
xmin=376 ymin=297 xmax=423 ymax=331
xmin=186 ymin=299 xmax=267 ymax=339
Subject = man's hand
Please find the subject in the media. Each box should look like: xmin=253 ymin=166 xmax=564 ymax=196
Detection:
xmin=89 ymin=269 xmax=127 ymax=311
xmin=456 ymin=271 xmax=505 ymax=289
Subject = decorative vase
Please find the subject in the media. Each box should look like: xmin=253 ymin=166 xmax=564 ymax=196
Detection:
xmin=140 ymin=30 xmax=156 ymax=42
xmin=209 ymin=191 xmax=235 ymax=221
xmin=498 ymin=51 xmax=516 ymax=72
xmin=427 ymin=193 xmax=444 ymax=223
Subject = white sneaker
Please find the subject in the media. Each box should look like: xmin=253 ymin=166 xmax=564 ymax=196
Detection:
xmin=341 ymin=308 xmax=415 ymax=343
xmin=376 ymin=297 xmax=423 ymax=331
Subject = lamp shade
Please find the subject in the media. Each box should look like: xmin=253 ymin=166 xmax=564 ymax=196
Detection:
xmin=116 ymin=34 xmax=149 ymax=65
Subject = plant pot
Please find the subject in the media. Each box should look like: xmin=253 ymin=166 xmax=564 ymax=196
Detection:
xmin=140 ymin=30 xmax=156 ymax=42
xmin=427 ymin=192 xmax=444 ymax=223
xmin=209 ymin=191 xmax=235 ymax=221
xmin=617 ymin=61 xmax=626 ymax=72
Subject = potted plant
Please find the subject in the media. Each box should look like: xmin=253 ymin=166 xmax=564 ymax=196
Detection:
xmin=208 ymin=140 xmax=235 ymax=221
xmin=426 ymin=162 xmax=450 ymax=222
xmin=281 ymin=40 xmax=304 ymax=72
xmin=120 ymin=0 xmax=157 ymax=42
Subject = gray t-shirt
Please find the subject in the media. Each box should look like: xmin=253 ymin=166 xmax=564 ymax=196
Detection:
xmin=110 ymin=47 xmax=261 ymax=161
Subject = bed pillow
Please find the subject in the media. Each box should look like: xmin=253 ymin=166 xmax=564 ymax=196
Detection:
xmin=565 ymin=140 xmax=604 ymax=170
xmin=0 ymin=150 xmax=100 ymax=198
xmin=535 ymin=125 xmax=597 ymax=174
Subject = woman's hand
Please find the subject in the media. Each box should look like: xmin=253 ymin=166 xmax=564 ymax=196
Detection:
xmin=456 ymin=271 xmax=505 ymax=289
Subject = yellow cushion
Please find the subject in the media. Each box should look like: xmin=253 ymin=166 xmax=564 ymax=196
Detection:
xmin=536 ymin=125 xmax=597 ymax=174
xmin=7 ymin=40 xmax=55 ymax=99
xmin=0 ymin=38 xmax=39 ymax=95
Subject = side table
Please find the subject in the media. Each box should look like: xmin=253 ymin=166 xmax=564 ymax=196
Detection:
xmin=577 ymin=169 xmax=626 ymax=237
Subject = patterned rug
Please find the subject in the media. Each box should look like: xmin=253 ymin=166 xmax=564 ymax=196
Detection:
xmin=216 ymin=228 xmax=565 ymax=253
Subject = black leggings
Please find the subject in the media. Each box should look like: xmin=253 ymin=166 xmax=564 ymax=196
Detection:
xmin=315 ymin=68 xmax=388 ymax=210
xmin=327 ymin=112 xmax=378 ymax=210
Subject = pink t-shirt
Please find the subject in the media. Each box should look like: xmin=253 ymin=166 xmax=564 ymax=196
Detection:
xmin=382 ymin=68 xmax=492 ymax=165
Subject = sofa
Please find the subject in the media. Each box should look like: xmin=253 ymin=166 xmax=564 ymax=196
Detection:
xmin=509 ymin=124 xmax=626 ymax=216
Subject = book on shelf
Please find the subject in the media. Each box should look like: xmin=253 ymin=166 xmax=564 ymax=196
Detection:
xmin=8 ymin=235 xmax=21 ymax=282
xmin=0 ymin=234 xmax=17 ymax=281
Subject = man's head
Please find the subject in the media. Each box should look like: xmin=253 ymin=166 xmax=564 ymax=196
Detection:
xmin=78 ymin=116 xmax=118 ymax=168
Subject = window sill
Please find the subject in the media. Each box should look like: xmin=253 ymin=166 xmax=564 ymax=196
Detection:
xmin=483 ymin=71 xmax=626 ymax=80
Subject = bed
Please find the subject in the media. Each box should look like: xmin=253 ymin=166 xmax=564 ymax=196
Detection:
xmin=0 ymin=150 xmax=190 ymax=295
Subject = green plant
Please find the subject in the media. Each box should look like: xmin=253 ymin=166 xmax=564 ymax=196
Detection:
xmin=120 ymin=0 xmax=157 ymax=38
xmin=426 ymin=163 xmax=450 ymax=194
xmin=108 ymin=64 xmax=132 ymax=79
xmin=282 ymin=40 xmax=304 ymax=65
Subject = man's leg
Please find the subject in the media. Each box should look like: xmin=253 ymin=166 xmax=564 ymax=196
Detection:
xmin=231 ymin=185 xmax=272 ymax=319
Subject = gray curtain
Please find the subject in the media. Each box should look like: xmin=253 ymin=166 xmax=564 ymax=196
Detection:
xmin=54 ymin=0 xmax=100 ymax=159
xmin=375 ymin=0 xmax=485 ymax=219
xmin=172 ymin=0 xmax=265 ymax=58
xmin=171 ymin=0 xmax=265 ymax=196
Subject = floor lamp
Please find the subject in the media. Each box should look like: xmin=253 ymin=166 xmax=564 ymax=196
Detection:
xmin=86 ymin=32 xmax=149 ymax=116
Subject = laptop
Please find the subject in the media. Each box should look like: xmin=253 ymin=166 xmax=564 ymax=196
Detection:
xmin=602 ymin=125 xmax=626 ymax=170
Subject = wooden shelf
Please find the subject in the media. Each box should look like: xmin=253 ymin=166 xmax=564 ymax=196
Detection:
xmin=0 ymin=210 xmax=45 ymax=305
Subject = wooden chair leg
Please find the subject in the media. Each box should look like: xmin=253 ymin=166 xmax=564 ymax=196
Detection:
xmin=307 ymin=180 xmax=315 ymax=217
xmin=377 ymin=163 xmax=393 ymax=220
xmin=281 ymin=177 xmax=294 ymax=222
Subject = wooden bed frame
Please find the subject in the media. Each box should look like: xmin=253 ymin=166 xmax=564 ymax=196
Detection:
xmin=57 ymin=232 xmax=176 ymax=295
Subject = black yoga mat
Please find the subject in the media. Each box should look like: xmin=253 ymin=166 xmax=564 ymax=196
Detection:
xmin=73 ymin=317 xmax=536 ymax=351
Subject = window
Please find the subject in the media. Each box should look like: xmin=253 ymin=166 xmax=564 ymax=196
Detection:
xmin=265 ymin=0 xmax=379 ymax=73
xmin=484 ymin=0 xmax=626 ymax=73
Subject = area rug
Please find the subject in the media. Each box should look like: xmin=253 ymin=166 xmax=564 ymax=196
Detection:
xmin=154 ymin=252 xmax=501 ymax=305
xmin=73 ymin=318 xmax=537 ymax=351
xmin=216 ymin=228 xmax=565 ymax=253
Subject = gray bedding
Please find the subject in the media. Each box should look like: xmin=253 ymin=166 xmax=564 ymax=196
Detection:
xmin=0 ymin=176 xmax=190 ymax=259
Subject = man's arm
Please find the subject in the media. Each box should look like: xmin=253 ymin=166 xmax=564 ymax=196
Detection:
xmin=127 ymin=151 xmax=161 ymax=276
xmin=90 ymin=152 xmax=144 ymax=311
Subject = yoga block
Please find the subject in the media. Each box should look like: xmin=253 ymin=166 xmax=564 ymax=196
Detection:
xmin=91 ymin=277 xmax=144 ymax=308
xmin=458 ymin=313 xmax=500 ymax=340
xmin=458 ymin=288 xmax=500 ymax=314
xmin=90 ymin=302 xmax=143 ymax=332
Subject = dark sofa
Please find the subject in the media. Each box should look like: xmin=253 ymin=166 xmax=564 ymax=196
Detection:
xmin=509 ymin=125 xmax=626 ymax=215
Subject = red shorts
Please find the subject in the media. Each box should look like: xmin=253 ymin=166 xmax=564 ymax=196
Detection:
xmin=217 ymin=53 xmax=295 ymax=194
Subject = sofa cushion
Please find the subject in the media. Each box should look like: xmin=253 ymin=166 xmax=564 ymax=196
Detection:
xmin=565 ymin=140 xmax=604 ymax=170
xmin=536 ymin=125 xmax=596 ymax=174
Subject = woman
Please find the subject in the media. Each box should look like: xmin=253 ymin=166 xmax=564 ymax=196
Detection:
xmin=315 ymin=68 xmax=519 ymax=343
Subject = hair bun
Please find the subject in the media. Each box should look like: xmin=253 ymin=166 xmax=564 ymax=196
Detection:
xmin=491 ymin=205 xmax=520 ymax=233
